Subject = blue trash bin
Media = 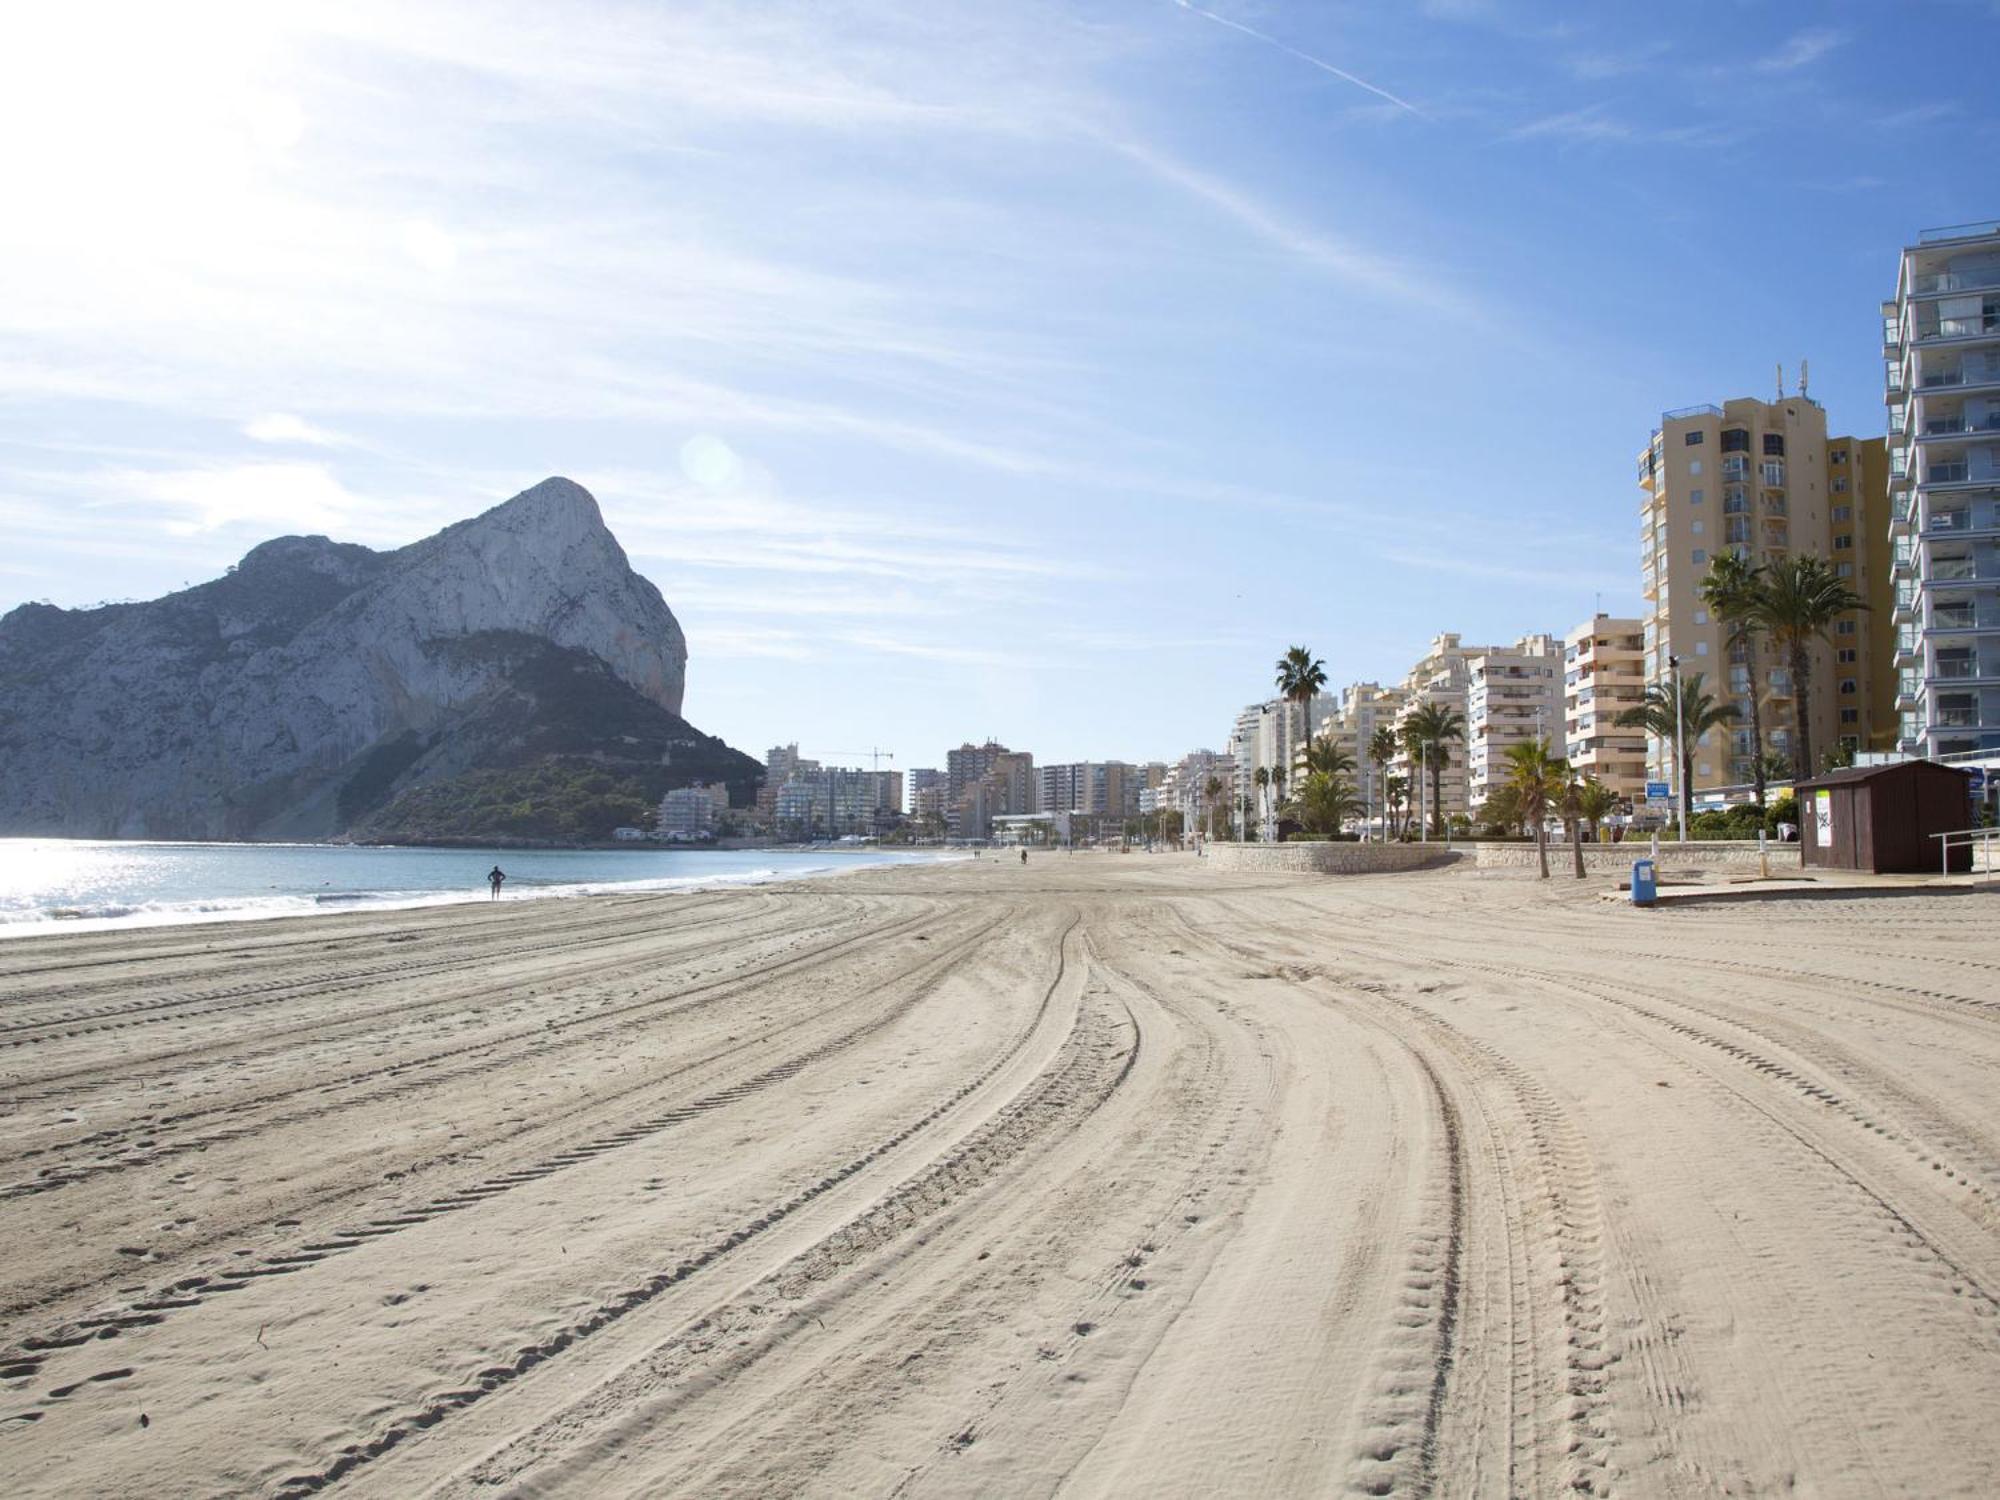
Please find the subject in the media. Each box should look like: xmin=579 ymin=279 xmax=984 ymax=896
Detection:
xmin=1630 ymin=859 xmax=1657 ymax=906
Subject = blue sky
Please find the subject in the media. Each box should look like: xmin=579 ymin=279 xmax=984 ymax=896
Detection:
xmin=2 ymin=1 xmax=1992 ymax=770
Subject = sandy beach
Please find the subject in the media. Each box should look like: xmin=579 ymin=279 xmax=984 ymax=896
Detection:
xmin=3 ymin=853 xmax=1999 ymax=1497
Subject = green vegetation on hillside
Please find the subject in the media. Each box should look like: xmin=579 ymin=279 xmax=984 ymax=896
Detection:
xmin=361 ymin=757 xmax=672 ymax=844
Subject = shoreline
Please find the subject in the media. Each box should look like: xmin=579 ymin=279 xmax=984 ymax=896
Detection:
xmin=0 ymin=844 xmax=965 ymax=943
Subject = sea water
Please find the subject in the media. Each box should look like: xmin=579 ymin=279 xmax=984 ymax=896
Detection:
xmin=0 ymin=840 xmax=953 ymax=938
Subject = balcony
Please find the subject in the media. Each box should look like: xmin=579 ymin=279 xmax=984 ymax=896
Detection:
xmin=1913 ymin=267 xmax=2000 ymax=297
xmin=1930 ymin=658 xmax=1994 ymax=682
xmin=1930 ymin=558 xmax=1983 ymax=583
xmin=1936 ymin=709 xmax=1981 ymax=728
xmin=1919 ymin=414 xmax=2000 ymax=439
xmin=1929 ymin=462 xmax=1972 ymax=484
xmin=1918 ymin=219 xmax=2000 ymax=246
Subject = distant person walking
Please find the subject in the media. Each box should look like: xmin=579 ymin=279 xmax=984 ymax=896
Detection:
xmin=487 ymin=865 xmax=507 ymax=899
xmin=1019 ymin=848 xmax=1027 ymax=865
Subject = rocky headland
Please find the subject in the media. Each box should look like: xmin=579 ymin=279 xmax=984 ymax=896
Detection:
xmin=0 ymin=477 xmax=758 ymax=840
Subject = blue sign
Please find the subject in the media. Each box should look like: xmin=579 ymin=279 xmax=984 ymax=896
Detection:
xmin=1969 ymin=768 xmax=1987 ymax=793
xmin=1645 ymin=781 xmax=1671 ymax=801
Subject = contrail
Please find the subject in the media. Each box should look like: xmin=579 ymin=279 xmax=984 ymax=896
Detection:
xmin=1171 ymin=0 xmax=1430 ymax=120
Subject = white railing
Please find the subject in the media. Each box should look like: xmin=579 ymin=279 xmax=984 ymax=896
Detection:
xmin=1933 ymin=826 xmax=2000 ymax=880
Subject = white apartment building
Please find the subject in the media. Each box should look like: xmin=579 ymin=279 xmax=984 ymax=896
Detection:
xmin=657 ymin=784 xmax=722 ymax=838
xmin=1390 ymin=634 xmax=1480 ymax=827
xmin=1313 ymin=682 xmax=1406 ymax=834
xmin=1463 ymin=634 xmax=1561 ymax=812
xmin=1563 ymin=616 xmax=1648 ymax=803
xmin=1230 ymin=693 xmax=1333 ymax=822
xmin=1884 ymin=218 xmax=2000 ymax=757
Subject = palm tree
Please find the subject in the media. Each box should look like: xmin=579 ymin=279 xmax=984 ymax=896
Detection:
xmin=1557 ymin=769 xmax=1592 ymax=879
xmin=1368 ymin=726 xmax=1397 ymax=840
xmin=1401 ymin=702 xmax=1466 ymax=838
xmin=1756 ymin=750 xmax=1793 ymax=785
xmin=1203 ymin=774 xmax=1224 ymax=841
xmin=1275 ymin=646 xmax=1329 ymax=762
xmin=1253 ymin=765 xmax=1270 ymax=838
xmin=1755 ymin=555 xmax=1867 ymax=783
xmin=1505 ymin=739 xmax=1568 ymax=879
xmin=1271 ymin=765 xmax=1287 ymax=829
xmin=1384 ymin=775 xmax=1409 ymax=839
xmin=1575 ymin=778 xmax=1620 ymax=843
xmin=1303 ymin=739 xmax=1355 ymax=779
xmin=1700 ymin=552 xmax=1770 ymax=806
xmin=1614 ymin=672 xmax=1739 ymax=833
xmin=1294 ymin=770 xmax=1362 ymax=838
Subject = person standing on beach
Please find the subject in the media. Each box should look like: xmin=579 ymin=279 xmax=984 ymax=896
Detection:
xmin=487 ymin=865 xmax=507 ymax=899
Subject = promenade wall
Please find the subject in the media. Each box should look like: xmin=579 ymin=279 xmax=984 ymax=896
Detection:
xmin=1207 ymin=842 xmax=1459 ymax=875
xmin=1470 ymin=840 xmax=1782 ymax=872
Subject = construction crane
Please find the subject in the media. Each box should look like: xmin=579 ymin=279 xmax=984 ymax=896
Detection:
xmin=825 ymin=747 xmax=896 ymax=771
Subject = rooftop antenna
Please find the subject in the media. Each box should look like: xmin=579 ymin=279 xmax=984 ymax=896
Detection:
xmin=1799 ymin=358 xmax=1809 ymax=398
xmin=1776 ymin=362 xmax=1784 ymax=402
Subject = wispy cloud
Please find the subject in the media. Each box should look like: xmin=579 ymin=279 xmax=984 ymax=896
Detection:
xmin=1562 ymin=40 xmax=1671 ymax=80
xmin=1502 ymin=103 xmax=1734 ymax=150
xmin=243 ymin=413 xmax=350 ymax=447
xmin=1168 ymin=1 xmax=1429 ymax=119
xmin=1108 ymin=138 xmax=1477 ymax=317
xmin=1755 ymin=28 xmax=1845 ymax=73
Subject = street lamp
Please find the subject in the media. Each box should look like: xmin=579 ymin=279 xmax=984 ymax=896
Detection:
xmin=1668 ymin=651 xmax=1688 ymax=843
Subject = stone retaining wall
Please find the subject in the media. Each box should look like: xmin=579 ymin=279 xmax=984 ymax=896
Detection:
xmin=1470 ymin=840 xmax=1788 ymax=871
xmin=1207 ymin=841 xmax=1460 ymax=875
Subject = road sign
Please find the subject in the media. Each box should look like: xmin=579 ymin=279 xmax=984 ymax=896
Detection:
xmin=1645 ymin=781 xmax=1671 ymax=801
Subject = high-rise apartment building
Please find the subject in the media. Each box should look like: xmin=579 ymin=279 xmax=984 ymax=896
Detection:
xmin=1562 ymin=616 xmax=1648 ymax=803
xmin=1638 ymin=396 xmax=1885 ymax=795
xmin=1037 ymin=761 xmax=1142 ymax=819
xmin=1883 ymin=220 xmax=2000 ymax=756
xmin=1389 ymin=634 xmax=1481 ymax=825
xmin=1310 ymin=681 xmax=1406 ymax=833
xmin=758 ymin=743 xmax=819 ymax=819
xmin=1463 ymin=635 xmax=1561 ymax=811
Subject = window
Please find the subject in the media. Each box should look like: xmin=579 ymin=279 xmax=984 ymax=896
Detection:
xmin=1836 ymin=561 xmax=1854 ymax=578
xmin=1694 ymin=608 xmax=1709 ymax=625
xmin=1838 ymin=648 xmax=1857 ymax=664
xmin=1684 ymin=430 xmax=1705 ymax=446
xmin=1760 ymin=461 xmax=1785 ymax=486
xmin=1831 ymin=504 xmax=1852 ymax=522
xmin=1840 ymin=708 xmax=1859 ymax=724
xmin=1833 ymin=533 xmax=1853 ymax=550
xmin=1723 ymin=455 xmax=1749 ymax=479
xmin=1831 ymin=448 xmax=1848 ymax=464
xmin=1721 ymin=429 xmax=1750 ymax=453
xmin=1763 ymin=434 xmax=1786 ymax=456
xmin=1689 ymin=459 xmax=1704 ymax=476
xmin=1837 ymin=619 xmax=1857 ymax=635
xmin=1692 ymin=519 xmax=1705 ymax=534
xmin=1695 ymin=641 xmax=1709 ymax=656
xmin=1832 ymin=479 xmax=1848 ymax=494
xmin=1690 ymin=488 xmax=1705 ymax=505
xmin=1839 ymin=678 xmax=1857 ymax=695
xmin=1692 ymin=549 xmax=1707 ymax=564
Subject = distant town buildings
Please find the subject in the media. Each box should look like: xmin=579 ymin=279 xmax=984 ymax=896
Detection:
xmin=657 ymin=782 xmax=728 ymax=839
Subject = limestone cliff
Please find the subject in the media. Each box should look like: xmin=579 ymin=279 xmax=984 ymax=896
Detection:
xmin=0 ymin=478 xmax=755 ymax=840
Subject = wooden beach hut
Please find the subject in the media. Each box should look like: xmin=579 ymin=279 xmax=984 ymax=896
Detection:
xmin=1794 ymin=760 xmax=1974 ymax=874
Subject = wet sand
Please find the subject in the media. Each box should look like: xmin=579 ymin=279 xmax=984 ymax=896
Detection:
xmin=3 ymin=854 xmax=1999 ymax=1497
